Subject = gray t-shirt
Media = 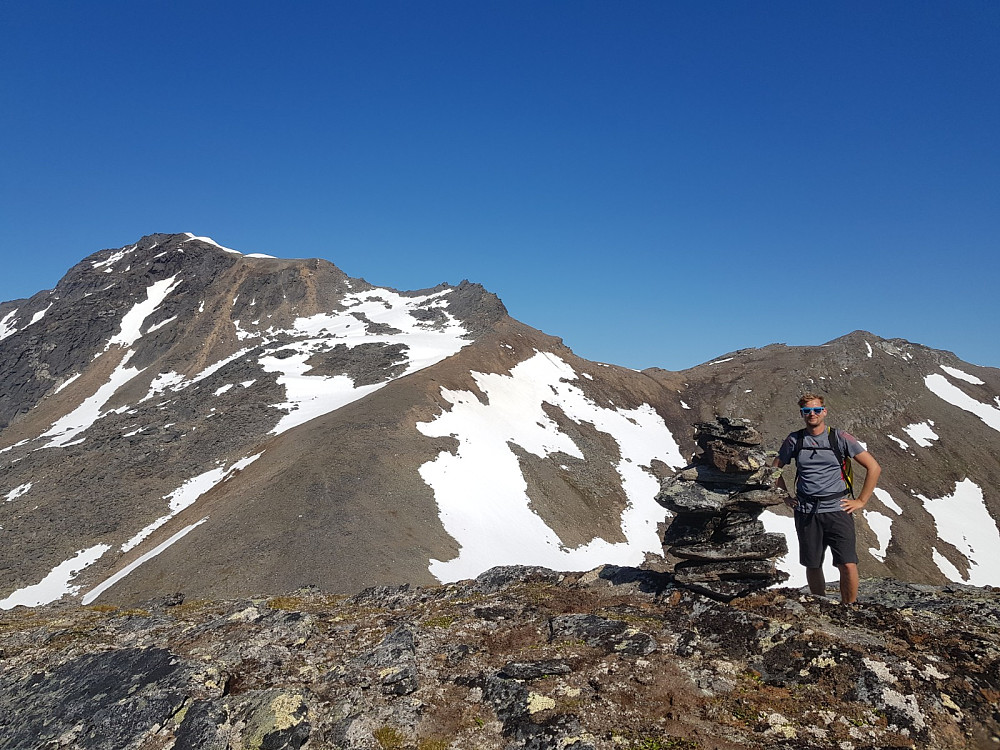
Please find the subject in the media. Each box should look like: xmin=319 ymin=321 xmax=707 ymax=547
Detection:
xmin=778 ymin=428 xmax=865 ymax=513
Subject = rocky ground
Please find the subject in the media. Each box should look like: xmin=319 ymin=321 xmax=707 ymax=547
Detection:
xmin=1 ymin=566 xmax=998 ymax=750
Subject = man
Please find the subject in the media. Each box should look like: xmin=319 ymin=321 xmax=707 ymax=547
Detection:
xmin=772 ymin=394 xmax=881 ymax=604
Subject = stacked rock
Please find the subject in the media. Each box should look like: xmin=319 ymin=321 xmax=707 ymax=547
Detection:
xmin=655 ymin=416 xmax=789 ymax=601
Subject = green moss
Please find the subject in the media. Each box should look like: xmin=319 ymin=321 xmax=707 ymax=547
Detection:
xmin=629 ymin=737 xmax=700 ymax=750
xmin=266 ymin=596 xmax=306 ymax=611
xmin=422 ymin=615 xmax=456 ymax=629
xmin=373 ymin=726 xmax=405 ymax=749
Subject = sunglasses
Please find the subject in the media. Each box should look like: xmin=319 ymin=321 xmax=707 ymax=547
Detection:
xmin=800 ymin=407 xmax=825 ymax=415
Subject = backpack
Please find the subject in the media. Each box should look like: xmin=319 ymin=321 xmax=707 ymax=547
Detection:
xmin=792 ymin=426 xmax=855 ymax=498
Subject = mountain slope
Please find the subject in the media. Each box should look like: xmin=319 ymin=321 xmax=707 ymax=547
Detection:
xmin=655 ymin=332 xmax=1000 ymax=588
xmin=1 ymin=235 xmax=998 ymax=608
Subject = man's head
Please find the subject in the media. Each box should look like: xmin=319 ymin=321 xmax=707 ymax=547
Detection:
xmin=797 ymin=393 xmax=825 ymax=408
xmin=798 ymin=392 xmax=826 ymax=430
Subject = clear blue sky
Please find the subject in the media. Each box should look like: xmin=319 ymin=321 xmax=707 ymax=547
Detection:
xmin=2 ymin=1 xmax=998 ymax=370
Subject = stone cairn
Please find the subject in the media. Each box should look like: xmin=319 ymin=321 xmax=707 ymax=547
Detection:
xmin=655 ymin=416 xmax=789 ymax=601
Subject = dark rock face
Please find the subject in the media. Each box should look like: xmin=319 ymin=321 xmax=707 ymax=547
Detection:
xmin=657 ymin=417 xmax=789 ymax=601
xmin=0 ymin=647 xmax=188 ymax=750
xmin=0 ymin=568 xmax=997 ymax=750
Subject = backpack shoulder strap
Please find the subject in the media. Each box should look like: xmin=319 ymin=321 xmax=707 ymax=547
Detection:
xmin=827 ymin=427 xmax=845 ymax=465
xmin=828 ymin=427 xmax=855 ymax=497
xmin=792 ymin=428 xmax=806 ymax=461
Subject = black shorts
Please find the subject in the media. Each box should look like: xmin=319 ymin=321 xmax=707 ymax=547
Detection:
xmin=794 ymin=509 xmax=858 ymax=568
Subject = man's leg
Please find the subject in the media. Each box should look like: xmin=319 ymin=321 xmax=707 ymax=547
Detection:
xmin=796 ymin=511 xmax=825 ymax=595
xmin=826 ymin=511 xmax=859 ymax=604
xmin=805 ymin=567 xmax=826 ymax=596
xmin=837 ymin=563 xmax=858 ymax=604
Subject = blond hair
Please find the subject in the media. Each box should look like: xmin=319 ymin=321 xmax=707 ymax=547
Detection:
xmin=798 ymin=393 xmax=825 ymax=408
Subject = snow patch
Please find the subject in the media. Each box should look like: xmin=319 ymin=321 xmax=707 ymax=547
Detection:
xmin=83 ymin=519 xmax=208 ymax=605
xmin=865 ymin=341 xmax=873 ymax=357
xmin=145 ymin=315 xmax=177 ymax=334
xmin=54 ymin=373 xmax=83 ymax=394
xmin=141 ymin=371 xmax=187 ymax=402
xmin=41 ymin=352 xmax=144 ymax=447
xmin=902 ymin=422 xmax=939 ymax=448
xmin=0 ymin=544 xmax=111 ymax=609
xmin=183 ymin=234 xmax=241 ymax=254
xmin=925 ymin=374 xmax=1000 ymax=432
xmin=106 ymin=275 xmax=182 ymax=350
xmin=932 ymin=548 xmax=965 ymax=582
xmin=873 ymin=488 xmax=903 ymax=515
xmin=917 ymin=479 xmax=1000 ymax=586
xmin=27 ymin=304 xmax=52 ymax=327
xmin=261 ymin=351 xmax=383 ymax=435
xmin=864 ymin=510 xmax=893 ymax=562
xmin=887 ymin=434 xmax=910 ymax=451
xmin=4 ymin=483 xmax=32 ymax=502
xmin=262 ymin=287 xmax=471 ymax=434
xmin=120 ymin=454 xmax=263 ymax=553
xmin=246 ymin=253 xmax=277 ymax=259
xmin=416 ymin=351 xmax=685 ymax=582
xmin=91 ymin=244 xmax=137 ymax=270
xmin=0 ymin=309 xmax=18 ymax=341
xmin=940 ymin=365 xmax=984 ymax=385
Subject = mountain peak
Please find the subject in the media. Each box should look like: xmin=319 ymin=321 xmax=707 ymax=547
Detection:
xmin=1 ymin=235 xmax=998 ymax=613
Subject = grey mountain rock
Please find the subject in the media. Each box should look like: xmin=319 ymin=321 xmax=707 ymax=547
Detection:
xmin=670 ymin=532 xmax=788 ymax=562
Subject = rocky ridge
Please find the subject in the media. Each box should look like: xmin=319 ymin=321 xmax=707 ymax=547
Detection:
xmin=1 ymin=566 xmax=998 ymax=750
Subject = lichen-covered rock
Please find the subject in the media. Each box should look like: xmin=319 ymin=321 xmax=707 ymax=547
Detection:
xmin=699 ymin=439 xmax=770 ymax=472
xmin=671 ymin=532 xmax=787 ymax=562
xmin=0 ymin=573 xmax=997 ymax=750
xmin=693 ymin=416 xmax=763 ymax=446
xmin=656 ymin=477 xmax=785 ymax=514
xmin=673 ymin=559 xmax=785 ymax=583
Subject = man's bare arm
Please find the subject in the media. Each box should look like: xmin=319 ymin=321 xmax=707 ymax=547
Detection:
xmin=772 ymin=456 xmax=796 ymax=509
xmin=842 ymin=451 xmax=881 ymax=514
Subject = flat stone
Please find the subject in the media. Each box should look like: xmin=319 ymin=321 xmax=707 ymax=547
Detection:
xmin=681 ymin=578 xmax=777 ymax=602
xmin=699 ymin=440 xmax=769 ymax=473
xmin=549 ymin=614 xmax=657 ymax=656
xmin=662 ymin=513 xmax=718 ymax=545
xmin=693 ymin=417 xmax=762 ymax=446
xmin=676 ymin=464 xmax=780 ymax=488
xmin=656 ymin=479 xmax=739 ymax=514
xmin=728 ymin=489 xmax=787 ymax=509
xmin=499 ymin=660 xmax=573 ymax=680
xmin=673 ymin=559 xmax=783 ymax=583
xmin=656 ymin=479 xmax=784 ymax=514
xmin=670 ymin=532 xmax=787 ymax=562
xmin=718 ymin=519 xmax=765 ymax=539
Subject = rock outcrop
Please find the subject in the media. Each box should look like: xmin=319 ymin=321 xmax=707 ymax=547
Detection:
xmin=656 ymin=417 xmax=789 ymax=601
xmin=1 ymin=566 xmax=998 ymax=749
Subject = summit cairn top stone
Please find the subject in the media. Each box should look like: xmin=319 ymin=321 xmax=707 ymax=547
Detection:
xmin=655 ymin=416 xmax=789 ymax=601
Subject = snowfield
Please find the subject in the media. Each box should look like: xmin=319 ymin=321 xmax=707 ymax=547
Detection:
xmin=417 ymin=351 xmax=685 ymax=581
